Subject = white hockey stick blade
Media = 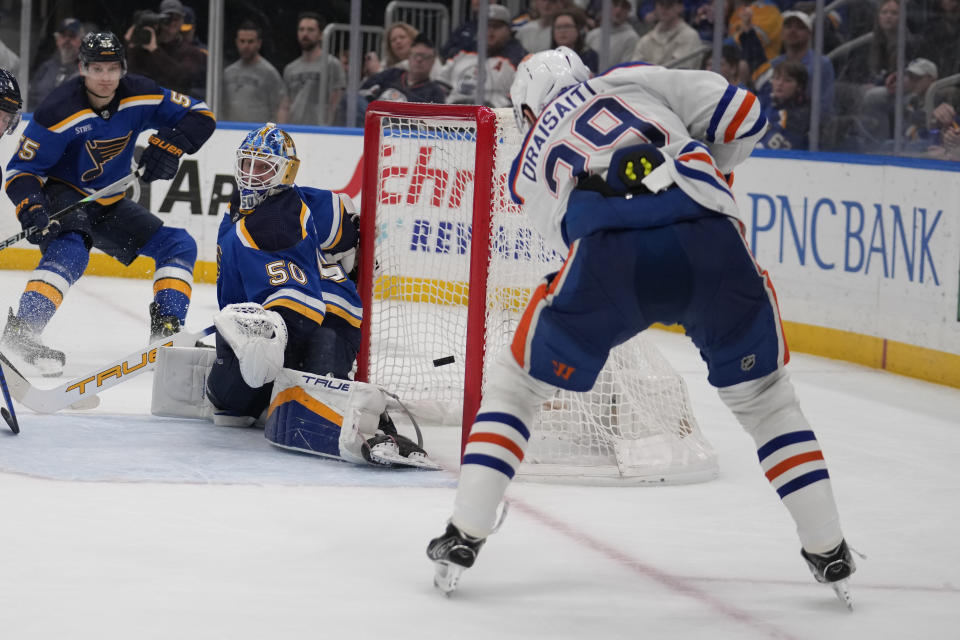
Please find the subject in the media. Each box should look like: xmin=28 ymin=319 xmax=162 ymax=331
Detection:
xmin=0 ymin=326 xmax=214 ymax=414
xmin=367 ymin=441 xmax=443 ymax=470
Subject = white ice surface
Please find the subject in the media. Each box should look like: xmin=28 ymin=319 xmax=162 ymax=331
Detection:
xmin=0 ymin=270 xmax=958 ymax=639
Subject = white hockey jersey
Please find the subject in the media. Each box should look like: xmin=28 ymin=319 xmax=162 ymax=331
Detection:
xmin=508 ymin=63 xmax=768 ymax=251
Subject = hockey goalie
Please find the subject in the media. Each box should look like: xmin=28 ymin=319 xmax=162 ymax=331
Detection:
xmin=151 ymin=123 xmax=440 ymax=470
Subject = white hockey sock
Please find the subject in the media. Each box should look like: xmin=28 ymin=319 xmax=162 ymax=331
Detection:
xmin=452 ymin=351 xmax=555 ymax=539
xmin=719 ymin=369 xmax=844 ymax=553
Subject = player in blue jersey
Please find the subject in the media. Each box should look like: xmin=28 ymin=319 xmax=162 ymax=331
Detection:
xmin=426 ymin=48 xmax=856 ymax=607
xmin=206 ymin=123 xmax=434 ymax=467
xmin=0 ymin=68 xmax=22 ymax=144
xmin=0 ymin=32 xmax=215 ymax=376
xmin=208 ymin=122 xmax=362 ymax=426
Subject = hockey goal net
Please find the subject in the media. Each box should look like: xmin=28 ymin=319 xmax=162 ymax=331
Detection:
xmin=356 ymin=101 xmax=718 ymax=484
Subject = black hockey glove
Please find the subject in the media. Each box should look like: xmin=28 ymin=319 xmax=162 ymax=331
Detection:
xmin=15 ymin=193 xmax=57 ymax=244
xmin=139 ymin=128 xmax=188 ymax=182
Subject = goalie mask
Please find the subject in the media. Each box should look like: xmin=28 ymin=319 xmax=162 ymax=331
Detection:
xmin=235 ymin=123 xmax=301 ymax=212
xmin=510 ymin=46 xmax=591 ymax=133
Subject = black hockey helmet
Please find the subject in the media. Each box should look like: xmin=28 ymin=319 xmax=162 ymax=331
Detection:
xmin=79 ymin=32 xmax=127 ymax=75
xmin=0 ymin=68 xmax=22 ymax=135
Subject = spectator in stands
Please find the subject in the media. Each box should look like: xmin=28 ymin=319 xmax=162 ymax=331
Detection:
xmin=924 ymin=102 xmax=960 ymax=159
xmin=861 ymin=58 xmax=939 ymax=145
xmin=836 ymin=0 xmax=916 ymax=87
xmin=920 ymin=0 xmax=960 ymax=78
xmin=384 ymin=22 xmax=418 ymax=68
xmin=181 ymin=5 xmax=207 ymax=53
xmin=759 ymin=60 xmax=811 ymax=150
xmin=125 ymin=0 xmax=207 ymax=98
xmin=551 ymin=9 xmax=599 ymax=72
xmin=361 ymin=22 xmax=417 ymax=76
xmin=728 ymin=0 xmax=783 ymax=66
xmin=585 ymin=0 xmax=641 ymax=67
xmin=701 ymin=43 xmax=751 ymax=89
xmin=443 ymin=0 xmax=507 ymax=60
xmin=439 ymin=4 xmax=527 ymax=107
xmin=759 ymin=11 xmax=835 ymax=118
xmin=222 ymin=21 xmax=287 ymax=123
xmin=517 ymin=0 xmax=572 ymax=53
xmin=631 ymin=0 xmax=703 ymax=68
xmin=337 ymin=34 xmax=448 ymax=126
xmin=281 ymin=12 xmax=345 ymax=126
xmin=29 ymin=19 xmax=85 ymax=107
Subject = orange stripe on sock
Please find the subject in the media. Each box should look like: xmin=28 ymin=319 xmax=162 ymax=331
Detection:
xmin=467 ymin=432 xmax=525 ymax=462
xmin=153 ymin=278 xmax=192 ymax=297
xmin=765 ymin=450 xmax=824 ymax=482
xmin=25 ymin=280 xmax=63 ymax=307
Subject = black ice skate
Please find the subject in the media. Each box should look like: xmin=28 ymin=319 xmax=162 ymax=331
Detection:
xmin=0 ymin=308 xmax=65 ymax=377
xmin=362 ymin=411 xmax=442 ymax=469
xmin=149 ymin=302 xmax=181 ymax=342
xmin=426 ymin=522 xmax=486 ymax=594
xmin=801 ymin=539 xmax=856 ymax=609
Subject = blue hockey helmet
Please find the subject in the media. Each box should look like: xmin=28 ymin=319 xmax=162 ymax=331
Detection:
xmin=0 ymin=68 xmax=22 ymax=135
xmin=235 ymin=123 xmax=300 ymax=211
xmin=79 ymin=32 xmax=127 ymax=75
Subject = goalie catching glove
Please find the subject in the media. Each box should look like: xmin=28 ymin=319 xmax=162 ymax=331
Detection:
xmin=213 ymin=303 xmax=288 ymax=388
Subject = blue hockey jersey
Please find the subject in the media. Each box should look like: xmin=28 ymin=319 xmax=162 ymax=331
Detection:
xmin=5 ymin=74 xmax=215 ymax=208
xmin=216 ymin=185 xmax=362 ymax=330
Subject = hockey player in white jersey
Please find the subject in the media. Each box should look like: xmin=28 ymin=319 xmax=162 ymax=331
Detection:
xmin=426 ymin=47 xmax=856 ymax=606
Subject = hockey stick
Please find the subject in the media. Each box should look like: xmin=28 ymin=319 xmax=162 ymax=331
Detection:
xmin=0 ymin=167 xmax=144 ymax=252
xmin=0 ymin=325 xmax=215 ymax=415
xmin=0 ymin=363 xmax=19 ymax=434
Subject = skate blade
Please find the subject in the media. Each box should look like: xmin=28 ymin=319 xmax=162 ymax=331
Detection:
xmin=3 ymin=350 xmax=63 ymax=378
xmin=369 ymin=445 xmax=442 ymax=470
xmin=831 ymin=579 xmax=853 ymax=610
xmin=433 ymin=561 xmax=465 ymax=595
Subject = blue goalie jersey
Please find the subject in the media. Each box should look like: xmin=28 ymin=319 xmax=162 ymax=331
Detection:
xmin=216 ymin=185 xmax=362 ymax=330
xmin=5 ymin=74 xmax=214 ymax=206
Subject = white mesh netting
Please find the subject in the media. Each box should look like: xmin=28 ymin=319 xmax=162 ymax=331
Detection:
xmin=364 ymin=107 xmax=718 ymax=484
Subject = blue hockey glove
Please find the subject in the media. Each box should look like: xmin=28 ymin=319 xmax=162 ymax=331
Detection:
xmin=15 ymin=194 xmax=57 ymax=244
xmin=139 ymin=128 xmax=188 ymax=182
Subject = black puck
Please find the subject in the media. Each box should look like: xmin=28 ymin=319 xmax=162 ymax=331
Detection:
xmin=433 ymin=355 xmax=455 ymax=367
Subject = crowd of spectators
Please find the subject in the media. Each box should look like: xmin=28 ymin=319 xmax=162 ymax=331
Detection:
xmin=10 ymin=0 xmax=960 ymax=159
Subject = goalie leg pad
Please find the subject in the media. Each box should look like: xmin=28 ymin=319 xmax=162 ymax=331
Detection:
xmin=205 ymin=333 xmax=274 ymax=421
xmin=151 ymin=346 xmax=216 ymax=419
xmin=264 ymin=369 xmax=440 ymax=469
xmin=264 ymin=368 xmax=369 ymax=465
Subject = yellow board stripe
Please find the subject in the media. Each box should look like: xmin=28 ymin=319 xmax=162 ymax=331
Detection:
xmin=267 ymin=386 xmax=344 ymax=425
xmin=1 ymin=250 xmax=957 ymax=389
xmin=153 ymin=277 xmax=193 ymax=297
xmin=263 ymin=298 xmax=325 ymax=325
xmin=25 ymin=280 xmax=64 ymax=307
